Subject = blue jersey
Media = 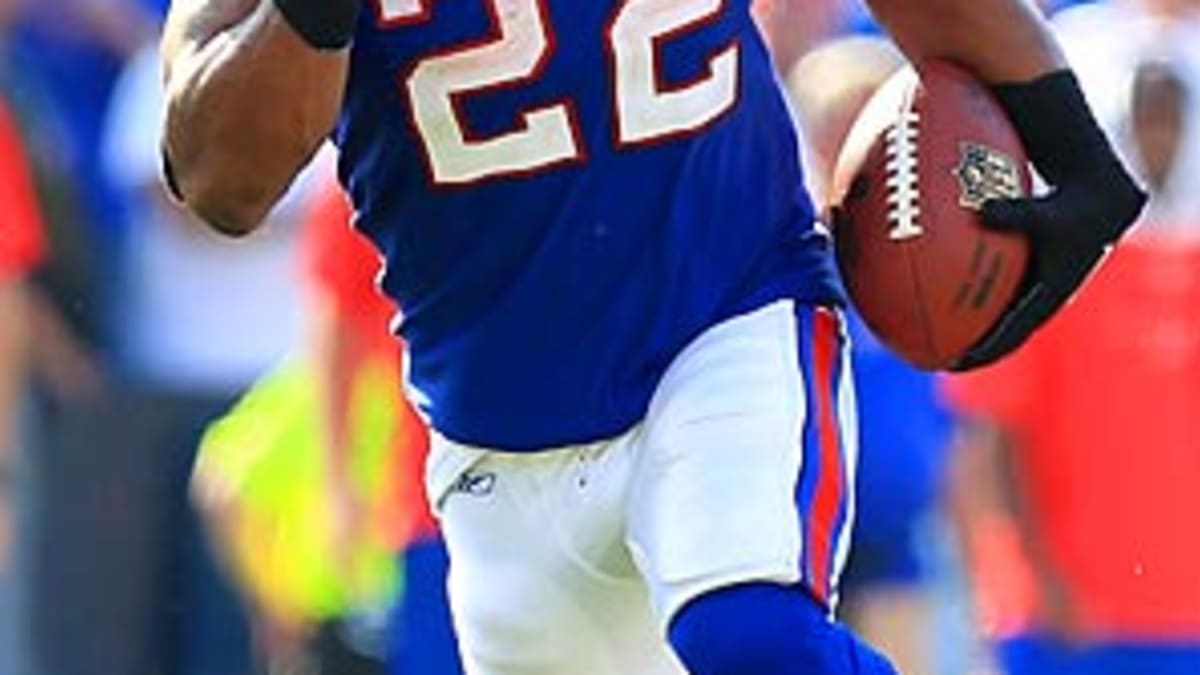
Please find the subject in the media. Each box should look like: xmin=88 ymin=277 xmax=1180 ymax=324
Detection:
xmin=335 ymin=0 xmax=841 ymax=450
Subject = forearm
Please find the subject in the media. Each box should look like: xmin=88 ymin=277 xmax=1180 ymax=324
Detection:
xmin=161 ymin=0 xmax=348 ymax=235
xmin=0 ymin=282 xmax=31 ymax=459
xmin=948 ymin=420 xmax=1018 ymax=553
xmin=311 ymin=299 xmax=371 ymax=488
xmin=867 ymin=0 xmax=1066 ymax=82
xmin=949 ymin=419 xmax=1076 ymax=625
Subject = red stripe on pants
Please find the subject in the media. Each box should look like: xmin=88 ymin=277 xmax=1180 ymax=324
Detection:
xmin=807 ymin=309 xmax=844 ymax=603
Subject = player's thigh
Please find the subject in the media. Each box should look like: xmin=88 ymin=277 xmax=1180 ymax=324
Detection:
xmin=431 ymin=437 xmax=685 ymax=675
xmin=628 ymin=299 xmax=858 ymax=626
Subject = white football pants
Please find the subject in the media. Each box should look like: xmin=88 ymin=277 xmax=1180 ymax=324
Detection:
xmin=426 ymin=300 xmax=859 ymax=675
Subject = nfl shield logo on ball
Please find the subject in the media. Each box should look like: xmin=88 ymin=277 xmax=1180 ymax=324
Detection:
xmin=955 ymin=142 xmax=1025 ymax=210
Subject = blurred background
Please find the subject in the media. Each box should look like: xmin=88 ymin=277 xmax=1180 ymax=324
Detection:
xmin=2 ymin=0 xmax=1200 ymax=674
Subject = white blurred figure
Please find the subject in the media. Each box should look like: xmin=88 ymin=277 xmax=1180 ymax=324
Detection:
xmin=1052 ymin=0 xmax=1200 ymax=225
xmin=103 ymin=44 xmax=304 ymax=395
xmin=33 ymin=39 xmax=311 ymax=675
xmin=786 ymin=36 xmax=904 ymax=207
xmin=752 ymin=0 xmax=847 ymax=73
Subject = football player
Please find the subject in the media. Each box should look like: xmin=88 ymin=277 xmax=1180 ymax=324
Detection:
xmin=160 ymin=0 xmax=1145 ymax=673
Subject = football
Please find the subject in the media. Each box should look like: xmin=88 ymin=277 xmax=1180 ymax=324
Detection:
xmin=830 ymin=60 xmax=1032 ymax=370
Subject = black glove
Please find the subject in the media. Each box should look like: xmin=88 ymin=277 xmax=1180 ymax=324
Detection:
xmin=952 ymin=70 xmax=1147 ymax=371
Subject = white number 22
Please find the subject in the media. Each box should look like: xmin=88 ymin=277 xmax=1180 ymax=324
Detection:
xmin=378 ymin=0 xmax=741 ymax=185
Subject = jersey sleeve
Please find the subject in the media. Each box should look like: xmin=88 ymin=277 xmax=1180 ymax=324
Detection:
xmin=0 ymin=100 xmax=46 ymax=282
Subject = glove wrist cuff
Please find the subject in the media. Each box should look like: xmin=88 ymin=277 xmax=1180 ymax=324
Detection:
xmin=991 ymin=70 xmax=1115 ymax=180
xmin=274 ymin=0 xmax=360 ymax=50
xmin=991 ymin=69 xmax=1145 ymax=242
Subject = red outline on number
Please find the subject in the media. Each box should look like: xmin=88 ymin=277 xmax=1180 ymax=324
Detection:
xmin=372 ymin=0 xmax=433 ymax=28
xmin=605 ymin=0 xmax=741 ymax=151
xmin=399 ymin=0 xmax=587 ymax=189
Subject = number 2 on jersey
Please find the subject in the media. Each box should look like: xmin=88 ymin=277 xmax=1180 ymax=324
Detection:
xmin=378 ymin=0 xmax=741 ymax=185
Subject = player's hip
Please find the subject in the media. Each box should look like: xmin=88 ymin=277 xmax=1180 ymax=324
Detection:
xmin=424 ymin=297 xmax=850 ymax=477
xmin=426 ymin=298 xmax=860 ymax=600
xmin=426 ymin=300 xmax=861 ymax=674
xmin=402 ymin=229 xmax=843 ymax=453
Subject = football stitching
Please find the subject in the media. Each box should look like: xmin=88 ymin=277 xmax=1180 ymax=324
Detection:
xmin=884 ymin=111 xmax=922 ymax=241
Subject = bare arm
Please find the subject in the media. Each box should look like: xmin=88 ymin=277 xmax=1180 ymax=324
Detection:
xmin=311 ymin=291 xmax=371 ymax=509
xmin=161 ymin=0 xmax=348 ymax=235
xmin=0 ymin=282 xmax=30 ymax=461
xmin=948 ymin=418 xmax=1081 ymax=637
xmin=79 ymin=0 xmax=159 ymax=58
xmin=866 ymin=0 xmax=1066 ymax=82
xmin=310 ymin=292 xmax=373 ymax=572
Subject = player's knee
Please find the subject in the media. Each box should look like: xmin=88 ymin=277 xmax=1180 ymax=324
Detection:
xmin=667 ymin=583 xmax=896 ymax=675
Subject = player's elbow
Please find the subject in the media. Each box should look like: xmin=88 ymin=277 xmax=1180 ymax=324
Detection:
xmin=173 ymin=162 xmax=273 ymax=237
xmin=163 ymin=141 xmax=281 ymax=238
xmin=161 ymin=111 xmax=308 ymax=238
xmin=186 ymin=183 xmax=271 ymax=238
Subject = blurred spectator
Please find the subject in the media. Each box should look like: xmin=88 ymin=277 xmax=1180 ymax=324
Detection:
xmin=300 ymin=176 xmax=454 ymax=674
xmin=947 ymin=3 xmax=1200 ymax=673
xmin=1053 ymin=0 xmax=1200 ymax=222
xmin=0 ymin=92 xmax=45 ymax=675
xmin=0 ymin=94 xmax=43 ymax=562
xmin=304 ymin=180 xmax=404 ymax=673
xmin=17 ymin=37 xmax=305 ymax=675
xmin=786 ymin=36 xmax=955 ymax=675
xmin=192 ymin=171 xmax=464 ymax=675
xmin=102 ymin=45 xmax=303 ymax=391
xmin=948 ymin=235 xmax=1200 ymax=675
xmin=4 ymin=0 xmax=164 ymax=418
xmin=299 ymin=174 xmax=461 ymax=675
xmin=12 ymin=0 xmax=158 ymax=241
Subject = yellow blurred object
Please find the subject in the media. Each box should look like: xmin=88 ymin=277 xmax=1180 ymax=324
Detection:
xmin=193 ymin=355 xmax=401 ymax=624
